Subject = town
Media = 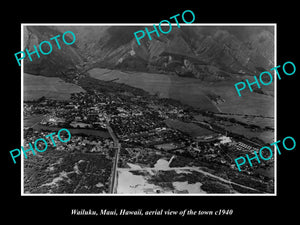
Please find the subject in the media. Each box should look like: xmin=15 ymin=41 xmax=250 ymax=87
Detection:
xmin=23 ymin=74 xmax=274 ymax=194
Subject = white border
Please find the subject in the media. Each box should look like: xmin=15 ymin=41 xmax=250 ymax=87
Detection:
xmin=21 ymin=23 xmax=277 ymax=196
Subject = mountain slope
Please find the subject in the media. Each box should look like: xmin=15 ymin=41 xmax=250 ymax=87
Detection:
xmin=24 ymin=26 xmax=84 ymax=76
xmin=23 ymin=25 xmax=275 ymax=80
xmin=88 ymin=26 xmax=274 ymax=80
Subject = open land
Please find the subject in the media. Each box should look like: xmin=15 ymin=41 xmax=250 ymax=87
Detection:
xmin=89 ymin=68 xmax=274 ymax=117
xmin=24 ymin=73 xmax=85 ymax=101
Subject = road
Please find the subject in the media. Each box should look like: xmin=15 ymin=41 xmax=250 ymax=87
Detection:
xmin=118 ymin=166 xmax=262 ymax=193
xmin=106 ymin=118 xmax=121 ymax=194
xmin=105 ymin=116 xmax=262 ymax=194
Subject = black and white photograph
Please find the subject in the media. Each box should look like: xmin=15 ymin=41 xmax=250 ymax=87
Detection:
xmin=22 ymin=24 xmax=275 ymax=195
xmin=4 ymin=4 xmax=298 ymax=224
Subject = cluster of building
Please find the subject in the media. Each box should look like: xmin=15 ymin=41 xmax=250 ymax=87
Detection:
xmin=230 ymin=141 xmax=259 ymax=153
xmin=24 ymin=129 xmax=114 ymax=154
xmin=24 ymin=82 xmax=274 ymax=180
xmin=122 ymin=127 xmax=188 ymax=148
xmin=60 ymin=135 xmax=114 ymax=153
xmin=25 ymin=86 xmax=192 ymax=138
xmin=110 ymin=112 xmax=164 ymax=136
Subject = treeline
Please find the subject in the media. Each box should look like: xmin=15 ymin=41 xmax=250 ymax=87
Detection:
xmin=202 ymin=111 xmax=274 ymax=132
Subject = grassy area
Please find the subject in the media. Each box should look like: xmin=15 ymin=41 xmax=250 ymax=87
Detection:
xmin=165 ymin=118 xmax=215 ymax=138
xmin=210 ymin=78 xmax=274 ymax=117
xmin=23 ymin=114 xmax=45 ymax=127
xmin=24 ymin=73 xmax=85 ymax=101
xmin=89 ymin=68 xmax=274 ymax=117
xmin=88 ymin=68 xmax=218 ymax=112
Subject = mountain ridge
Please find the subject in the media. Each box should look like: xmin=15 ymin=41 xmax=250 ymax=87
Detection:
xmin=23 ymin=25 xmax=274 ymax=81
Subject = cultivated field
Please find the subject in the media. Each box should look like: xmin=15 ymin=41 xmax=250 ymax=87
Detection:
xmin=89 ymin=68 xmax=274 ymax=117
xmin=24 ymin=73 xmax=85 ymax=101
xmin=165 ymin=118 xmax=215 ymax=138
xmin=88 ymin=68 xmax=217 ymax=112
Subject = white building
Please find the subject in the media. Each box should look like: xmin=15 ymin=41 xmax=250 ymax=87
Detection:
xmin=218 ymin=135 xmax=232 ymax=144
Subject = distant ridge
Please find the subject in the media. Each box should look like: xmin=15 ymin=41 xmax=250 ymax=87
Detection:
xmin=24 ymin=25 xmax=274 ymax=81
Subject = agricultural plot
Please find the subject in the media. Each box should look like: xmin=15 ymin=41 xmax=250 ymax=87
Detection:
xmin=24 ymin=73 xmax=85 ymax=101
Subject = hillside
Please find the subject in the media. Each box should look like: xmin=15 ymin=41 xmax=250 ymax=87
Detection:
xmin=88 ymin=26 xmax=274 ymax=80
xmin=24 ymin=26 xmax=84 ymax=76
xmin=23 ymin=25 xmax=274 ymax=81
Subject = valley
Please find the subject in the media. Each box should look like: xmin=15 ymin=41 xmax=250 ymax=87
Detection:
xmin=23 ymin=71 xmax=275 ymax=194
xmin=22 ymin=25 xmax=275 ymax=194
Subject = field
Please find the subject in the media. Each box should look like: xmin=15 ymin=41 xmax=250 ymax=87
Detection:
xmin=24 ymin=73 xmax=85 ymax=101
xmin=165 ymin=118 xmax=215 ymax=138
xmin=194 ymin=113 xmax=274 ymax=144
xmin=213 ymin=113 xmax=274 ymax=143
xmin=211 ymin=76 xmax=274 ymax=117
xmin=88 ymin=68 xmax=218 ymax=112
xmin=89 ymin=68 xmax=274 ymax=117
xmin=23 ymin=114 xmax=45 ymax=127
xmin=215 ymin=113 xmax=274 ymax=128
xmin=219 ymin=122 xmax=274 ymax=144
